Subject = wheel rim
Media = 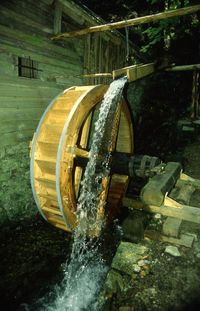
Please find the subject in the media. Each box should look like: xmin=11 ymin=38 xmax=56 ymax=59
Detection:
xmin=30 ymin=85 xmax=133 ymax=232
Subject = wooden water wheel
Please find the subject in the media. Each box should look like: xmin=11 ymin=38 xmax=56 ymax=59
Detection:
xmin=30 ymin=85 xmax=133 ymax=233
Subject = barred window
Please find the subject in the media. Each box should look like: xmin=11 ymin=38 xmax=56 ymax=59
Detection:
xmin=18 ymin=57 xmax=39 ymax=79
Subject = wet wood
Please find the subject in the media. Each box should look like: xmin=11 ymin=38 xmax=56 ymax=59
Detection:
xmin=31 ymin=85 xmax=134 ymax=233
xmin=83 ymin=73 xmax=112 ymax=78
xmin=140 ymin=162 xmax=182 ymax=206
xmin=123 ymin=197 xmax=200 ymax=224
xmin=113 ymin=63 xmax=155 ymax=82
xmin=175 ymin=184 xmax=196 ymax=205
xmin=162 ymin=217 xmax=182 ymax=238
xmin=52 ymin=5 xmax=200 ymax=39
xmin=178 ymin=173 xmax=200 ymax=188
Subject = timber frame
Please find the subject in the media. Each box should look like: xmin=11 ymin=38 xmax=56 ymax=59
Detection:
xmin=51 ymin=4 xmax=200 ymax=39
xmin=123 ymin=172 xmax=200 ymax=225
xmin=123 ymin=172 xmax=200 ymax=247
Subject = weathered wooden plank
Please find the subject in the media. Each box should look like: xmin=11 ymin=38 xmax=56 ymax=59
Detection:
xmin=3 ymin=0 xmax=53 ymax=28
xmin=0 ymin=5 xmax=53 ymax=35
xmin=0 ymin=89 xmax=59 ymax=99
xmin=145 ymin=230 xmax=194 ymax=248
xmin=0 ymin=84 xmax=61 ymax=98
xmin=113 ymin=63 xmax=155 ymax=81
xmin=166 ymin=64 xmax=200 ymax=71
xmin=162 ymin=217 xmax=182 ymax=238
xmin=0 ymin=120 xmax=39 ymax=134
xmin=0 ymin=43 xmax=60 ymax=71
xmin=0 ymin=25 xmax=82 ymax=65
xmin=40 ymin=63 xmax=83 ymax=82
xmin=0 ymin=108 xmax=44 ymax=121
xmin=57 ymin=0 xmax=129 ymax=45
xmin=53 ymin=1 xmax=62 ymax=35
xmin=174 ymin=183 xmax=196 ymax=204
xmin=0 ymin=38 xmax=81 ymax=71
xmin=0 ymin=130 xmax=35 ymax=148
xmin=0 ymin=75 xmax=64 ymax=89
xmin=123 ymin=197 xmax=200 ymax=224
xmin=52 ymin=5 xmax=200 ymax=39
xmin=0 ymin=98 xmax=50 ymax=109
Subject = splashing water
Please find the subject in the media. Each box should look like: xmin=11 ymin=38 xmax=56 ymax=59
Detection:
xmin=42 ymin=77 xmax=127 ymax=311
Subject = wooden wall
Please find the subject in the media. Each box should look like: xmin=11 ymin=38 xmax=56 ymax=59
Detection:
xmin=83 ymin=33 xmax=127 ymax=85
xmin=0 ymin=0 xmax=131 ymax=150
xmin=0 ymin=0 xmax=84 ymax=149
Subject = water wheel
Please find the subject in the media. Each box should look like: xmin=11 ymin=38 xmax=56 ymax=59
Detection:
xmin=30 ymin=85 xmax=133 ymax=232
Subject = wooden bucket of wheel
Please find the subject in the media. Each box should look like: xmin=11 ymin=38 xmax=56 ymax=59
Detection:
xmin=30 ymin=85 xmax=133 ymax=233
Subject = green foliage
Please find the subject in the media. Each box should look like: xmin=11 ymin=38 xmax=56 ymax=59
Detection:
xmin=140 ymin=0 xmax=200 ymax=57
xmin=140 ymin=26 xmax=163 ymax=53
xmin=146 ymin=0 xmax=160 ymax=4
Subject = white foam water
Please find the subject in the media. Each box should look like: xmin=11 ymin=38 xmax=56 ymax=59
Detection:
xmin=42 ymin=77 xmax=127 ymax=311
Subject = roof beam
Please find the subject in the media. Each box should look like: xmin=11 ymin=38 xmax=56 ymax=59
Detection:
xmin=51 ymin=4 xmax=200 ymax=40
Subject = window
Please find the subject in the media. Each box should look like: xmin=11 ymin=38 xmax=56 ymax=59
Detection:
xmin=18 ymin=57 xmax=39 ymax=79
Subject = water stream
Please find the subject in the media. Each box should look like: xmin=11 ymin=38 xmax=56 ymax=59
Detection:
xmin=42 ymin=77 xmax=127 ymax=311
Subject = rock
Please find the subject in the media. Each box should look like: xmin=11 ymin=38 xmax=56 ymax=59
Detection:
xmin=104 ymin=269 xmax=126 ymax=294
xmin=154 ymin=213 xmax=161 ymax=219
xmin=196 ymin=253 xmax=200 ymax=259
xmin=137 ymin=259 xmax=150 ymax=267
xmin=194 ymin=241 xmax=200 ymax=252
xmin=135 ymin=287 xmax=157 ymax=307
xmin=122 ymin=212 xmax=144 ymax=243
xmin=138 ymin=259 xmax=145 ymax=267
xmin=165 ymin=245 xmax=181 ymax=257
xmin=133 ymin=264 xmax=141 ymax=273
xmin=184 ymin=232 xmax=198 ymax=242
xmin=111 ymin=242 xmax=148 ymax=275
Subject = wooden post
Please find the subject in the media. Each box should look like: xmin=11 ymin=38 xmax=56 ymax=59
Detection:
xmin=53 ymin=1 xmax=62 ymax=35
xmin=51 ymin=5 xmax=200 ymax=39
xmin=191 ymin=70 xmax=200 ymax=119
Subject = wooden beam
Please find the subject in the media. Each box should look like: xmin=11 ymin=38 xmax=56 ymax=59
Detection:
xmin=112 ymin=63 xmax=155 ymax=82
xmin=123 ymin=197 xmax=200 ymax=224
xmin=53 ymin=1 xmax=62 ymax=35
xmin=166 ymin=64 xmax=200 ymax=71
xmin=51 ymin=5 xmax=200 ymax=39
xmin=82 ymin=73 xmax=113 ymax=78
xmin=145 ymin=230 xmax=194 ymax=248
xmin=176 ymin=173 xmax=200 ymax=189
xmin=56 ymin=0 xmax=126 ymax=45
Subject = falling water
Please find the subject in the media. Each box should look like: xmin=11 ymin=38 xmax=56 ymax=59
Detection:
xmin=42 ymin=77 xmax=127 ymax=311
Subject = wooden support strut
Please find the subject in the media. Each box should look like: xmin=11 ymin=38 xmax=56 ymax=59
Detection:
xmin=166 ymin=64 xmax=200 ymax=71
xmin=82 ymin=64 xmax=200 ymax=81
xmin=122 ymin=196 xmax=200 ymax=225
xmin=123 ymin=172 xmax=200 ymax=225
xmin=51 ymin=5 xmax=200 ymax=39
